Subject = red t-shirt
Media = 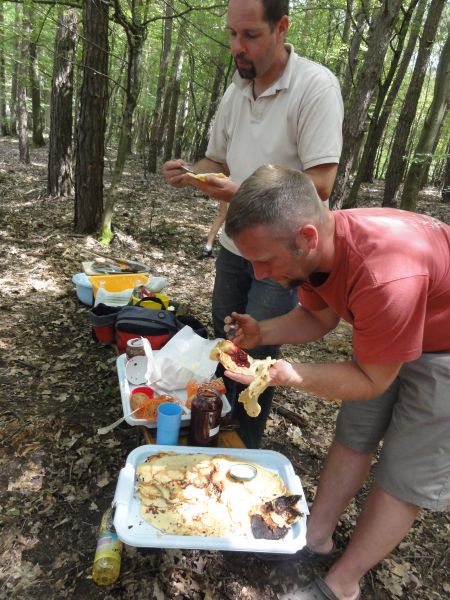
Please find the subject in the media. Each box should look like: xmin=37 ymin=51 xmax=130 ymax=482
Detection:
xmin=299 ymin=208 xmax=450 ymax=364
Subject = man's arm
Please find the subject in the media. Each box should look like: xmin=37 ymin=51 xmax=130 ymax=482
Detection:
xmin=304 ymin=163 xmax=338 ymax=201
xmin=275 ymin=359 xmax=402 ymax=401
xmin=225 ymin=307 xmax=402 ymax=401
xmin=226 ymin=357 xmax=402 ymax=402
xmin=227 ymin=305 xmax=340 ymax=348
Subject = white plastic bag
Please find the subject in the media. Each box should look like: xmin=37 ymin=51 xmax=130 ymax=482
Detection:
xmin=145 ymin=326 xmax=219 ymax=391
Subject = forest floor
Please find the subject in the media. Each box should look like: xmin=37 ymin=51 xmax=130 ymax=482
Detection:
xmin=0 ymin=136 xmax=449 ymax=600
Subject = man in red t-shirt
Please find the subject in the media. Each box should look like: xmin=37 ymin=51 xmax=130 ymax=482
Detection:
xmin=223 ymin=165 xmax=450 ymax=600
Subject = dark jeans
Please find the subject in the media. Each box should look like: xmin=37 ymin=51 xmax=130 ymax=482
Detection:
xmin=212 ymin=245 xmax=298 ymax=448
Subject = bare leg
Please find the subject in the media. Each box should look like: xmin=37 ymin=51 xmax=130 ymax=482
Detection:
xmin=205 ymin=201 xmax=228 ymax=248
xmin=306 ymin=440 xmax=373 ymax=553
xmin=324 ymin=483 xmax=419 ymax=599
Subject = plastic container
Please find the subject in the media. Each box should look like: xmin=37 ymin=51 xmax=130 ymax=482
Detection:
xmin=113 ymin=444 xmax=309 ymax=552
xmin=88 ymin=273 xmax=149 ymax=298
xmin=92 ymin=507 xmax=122 ymax=586
xmin=72 ymin=273 xmax=94 ymax=306
xmin=116 ymin=354 xmax=232 ymax=429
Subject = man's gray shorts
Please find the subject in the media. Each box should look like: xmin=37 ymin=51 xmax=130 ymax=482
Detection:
xmin=335 ymin=353 xmax=450 ymax=511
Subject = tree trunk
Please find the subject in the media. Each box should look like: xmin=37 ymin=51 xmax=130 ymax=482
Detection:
xmin=330 ymin=0 xmax=404 ymax=209
xmin=147 ymin=1 xmax=173 ymax=173
xmin=100 ymin=4 xmax=148 ymax=242
xmin=421 ymin=104 xmax=448 ymax=187
xmin=382 ymin=0 xmax=446 ymax=207
xmin=29 ymin=2 xmax=45 ymax=147
xmin=340 ymin=8 xmax=367 ymax=106
xmin=0 ymin=4 xmax=9 ymax=135
xmin=441 ymin=138 xmax=450 ymax=202
xmin=361 ymin=0 xmax=425 ymax=183
xmin=400 ymin=33 xmax=450 ymax=210
xmin=48 ymin=10 xmax=77 ymax=197
xmin=197 ymin=63 xmax=225 ymax=159
xmin=18 ymin=2 xmax=30 ymax=164
xmin=345 ymin=0 xmax=421 ymax=207
xmin=335 ymin=0 xmax=354 ymax=81
xmin=163 ymin=22 xmax=187 ymax=163
xmin=174 ymin=88 xmax=189 ymax=158
xmin=10 ymin=3 xmax=20 ymax=136
xmin=105 ymin=43 xmax=127 ymax=150
xmin=74 ymin=0 xmax=109 ymax=234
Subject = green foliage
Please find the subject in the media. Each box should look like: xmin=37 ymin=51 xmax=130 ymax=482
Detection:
xmin=0 ymin=0 xmax=448 ymax=200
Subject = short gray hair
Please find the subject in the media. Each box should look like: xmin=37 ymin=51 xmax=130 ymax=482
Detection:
xmin=225 ymin=165 xmax=323 ymax=241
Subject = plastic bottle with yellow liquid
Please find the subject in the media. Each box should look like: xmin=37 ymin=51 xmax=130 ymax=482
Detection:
xmin=92 ymin=506 xmax=122 ymax=586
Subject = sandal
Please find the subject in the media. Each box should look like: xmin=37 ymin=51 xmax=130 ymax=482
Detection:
xmin=297 ymin=541 xmax=337 ymax=560
xmin=278 ymin=577 xmax=361 ymax=600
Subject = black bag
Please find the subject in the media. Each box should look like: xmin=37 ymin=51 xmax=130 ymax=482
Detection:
xmin=115 ymin=306 xmax=180 ymax=352
xmin=90 ymin=303 xmax=123 ymax=344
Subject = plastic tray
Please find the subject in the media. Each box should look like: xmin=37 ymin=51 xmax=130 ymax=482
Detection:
xmin=113 ymin=444 xmax=309 ymax=552
xmin=117 ymin=354 xmax=231 ymax=429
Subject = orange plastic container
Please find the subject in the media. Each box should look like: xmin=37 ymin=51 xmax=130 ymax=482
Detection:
xmin=88 ymin=273 xmax=149 ymax=297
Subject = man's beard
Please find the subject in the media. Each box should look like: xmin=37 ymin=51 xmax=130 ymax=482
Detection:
xmin=234 ymin=55 xmax=256 ymax=79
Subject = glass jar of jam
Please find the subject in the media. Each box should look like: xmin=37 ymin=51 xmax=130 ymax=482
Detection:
xmin=126 ymin=338 xmax=145 ymax=360
xmin=188 ymin=387 xmax=223 ymax=447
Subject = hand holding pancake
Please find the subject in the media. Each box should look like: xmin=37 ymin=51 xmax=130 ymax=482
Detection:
xmin=186 ymin=171 xmax=237 ymax=202
xmin=225 ymin=358 xmax=297 ymax=388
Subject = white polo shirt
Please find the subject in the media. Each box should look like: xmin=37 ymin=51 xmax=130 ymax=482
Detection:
xmin=206 ymin=44 xmax=343 ymax=255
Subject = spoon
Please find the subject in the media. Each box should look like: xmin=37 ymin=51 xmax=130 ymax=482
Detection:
xmin=179 ymin=164 xmax=195 ymax=174
xmin=226 ymin=320 xmax=238 ymax=340
xmin=97 ymin=407 xmax=141 ymax=435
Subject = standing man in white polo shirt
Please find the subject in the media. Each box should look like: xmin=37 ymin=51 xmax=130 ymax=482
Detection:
xmin=163 ymin=0 xmax=343 ymax=448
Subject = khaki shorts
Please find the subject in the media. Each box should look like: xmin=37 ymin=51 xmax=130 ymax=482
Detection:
xmin=335 ymin=353 xmax=450 ymax=511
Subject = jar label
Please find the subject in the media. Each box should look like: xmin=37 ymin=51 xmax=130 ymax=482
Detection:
xmin=209 ymin=425 xmax=220 ymax=437
xmin=94 ymin=532 xmax=122 ymax=561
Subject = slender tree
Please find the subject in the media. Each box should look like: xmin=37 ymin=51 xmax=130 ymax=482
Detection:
xmin=345 ymin=0 xmax=422 ymax=207
xmin=197 ymin=62 xmax=225 ymax=158
xmin=163 ymin=20 xmax=187 ymax=163
xmin=0 ymin=4 xmax=9 ymax=135
xmin=10 ymin=3 xmax=20 ymax=136
xmin=441 ymin=138 xmax=450 ymax=202
xmin=75 ymin=0 xmax=109 ymax=233
xmin=28 ymin=1 xmax=45 ymax=147
xmin=382 ymin=0 xmax=446 ymax=207
xmin=18 ymin=1 xmax=30 ymax=164
xmin=147 ymin=1 xmax=173 ymax=173
xmin=99 ymin=0 xmax=150 ymax=242
xmin=340 ymin=4 xmax=368 ymax=105
xmin=330 ymin=0 xmax=404 ymax=209
xmin=401 ymin=33 xmax=450 ymax=210
xmin=48 ymin=9 xmax=77 ymax=197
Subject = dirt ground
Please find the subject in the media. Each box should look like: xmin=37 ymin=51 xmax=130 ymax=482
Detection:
xmin=0 ymin=137 xmax=449 ymax=600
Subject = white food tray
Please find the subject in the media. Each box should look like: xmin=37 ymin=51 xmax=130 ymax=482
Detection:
xmin=117 ymin=354 xmax=231 ymax=429
xmin=113 ymin=444 xmax=309 ymax=552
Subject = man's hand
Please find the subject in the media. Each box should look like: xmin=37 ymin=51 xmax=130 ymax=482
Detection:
xmin=225 ymin=359 xmax=299 ymax=387
xmin=162 ymin=159 xmax=192 ymax=189
xmin=224 ymin=312 xmax=262 ymax=348
xmin=187 ymin=174 xmax=238 ymax=202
